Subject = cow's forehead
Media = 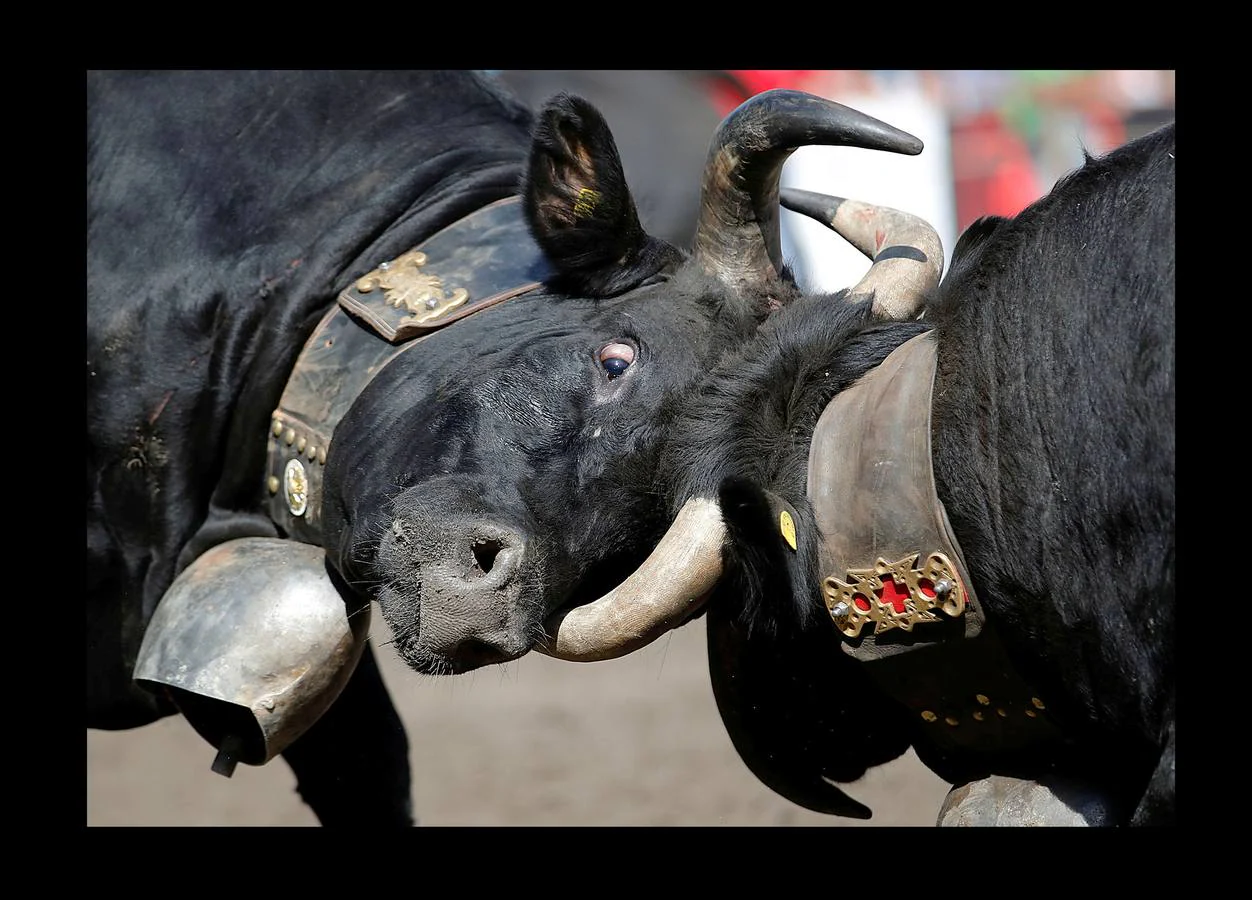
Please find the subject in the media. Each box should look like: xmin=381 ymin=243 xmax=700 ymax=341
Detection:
xmin=384 ymin=282 xmax=719 ymax=376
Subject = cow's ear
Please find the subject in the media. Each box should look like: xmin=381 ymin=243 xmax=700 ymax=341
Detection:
xmin=523 ymin=93 xmax=681 ymax=297
xmin=707 ymin=480 xmax=916 ymax=819
xmin=706 ymin=599 xmax=915 ymax=820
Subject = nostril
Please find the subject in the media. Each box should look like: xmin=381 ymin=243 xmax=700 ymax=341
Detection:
xmin=472 ymin=539 xmax=503 ymax=574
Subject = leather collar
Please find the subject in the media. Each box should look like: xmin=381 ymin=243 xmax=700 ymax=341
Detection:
xmin=263 ymin=196 xmax=550 ymax=544
xmin=806 ymin=331 xmax=1063 ymax=755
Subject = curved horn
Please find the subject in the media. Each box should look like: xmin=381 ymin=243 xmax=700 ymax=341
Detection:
xmin=535 ymin=497 xmax=726 ymax=662
xmin=779 ymin=188 xmax=944 ymax=320
xmin=692 ymin=89 xmax=923 ymax=296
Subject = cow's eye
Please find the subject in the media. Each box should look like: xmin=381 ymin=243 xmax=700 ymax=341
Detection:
xmin=598 ymin=342 xmax=635 ymax=379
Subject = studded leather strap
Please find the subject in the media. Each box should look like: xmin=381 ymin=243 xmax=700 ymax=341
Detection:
xmin=264 ymin=196 xmax=550 ymax=544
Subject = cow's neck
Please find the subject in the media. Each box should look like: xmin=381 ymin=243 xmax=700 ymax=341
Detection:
xmin=263 ymin=196 xmax=550 ymax=545
xmin=806 ymin=331 xmax=1065 ymax=756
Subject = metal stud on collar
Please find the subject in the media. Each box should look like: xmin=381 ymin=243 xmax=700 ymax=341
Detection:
xmin=283 ymin=458 xmax=308 ymax=517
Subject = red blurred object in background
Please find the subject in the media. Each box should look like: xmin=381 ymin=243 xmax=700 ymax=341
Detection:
xmin=707 ymin=70 xmax=820 ymax=115
xmin=703 ymin=70 xmax=1145 ymax=234
xmin=710 ymin=71 xmax=1042 ymax=230
xmin=949 ymin=110 xmax=1044 ymax=230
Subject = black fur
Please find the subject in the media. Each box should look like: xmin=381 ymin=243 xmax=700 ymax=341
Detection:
xmin=88 ymin=71 xmax=764 ymax=824
xmin=88 ymin=70 xmax=539 ymax=825
xmin=89 ymin=69 xmax=1173 ymax=827
xmin=660 ymin=124 xmax=1175 ymax=825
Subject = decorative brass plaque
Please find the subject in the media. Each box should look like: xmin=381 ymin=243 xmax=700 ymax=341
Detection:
xmin=356 ymin=249 xmax=470 ymax=325
xmin=823 ymin=551 xmax=967 ymax=638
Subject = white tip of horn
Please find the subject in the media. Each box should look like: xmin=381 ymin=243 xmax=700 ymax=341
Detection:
xmin=781 ymin=190 xmax=944 ymax=321
xmin=824 ymin=198 xmax=944 ymax=320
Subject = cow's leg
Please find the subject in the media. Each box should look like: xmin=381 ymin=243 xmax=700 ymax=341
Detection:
xmin=279 ymin=643 xmax=414 ymax=826
xmin=1131 ymin=716 xmax=1175 ymax=825
xmin=937 ymin=774 xmax=1119 ymax=826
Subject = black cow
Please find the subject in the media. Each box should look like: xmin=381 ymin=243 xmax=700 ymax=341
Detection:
xmin=540 ymin=122 xmax=1175 ymax=825
xmin=88 ymin=71 xmax=936 ymax=824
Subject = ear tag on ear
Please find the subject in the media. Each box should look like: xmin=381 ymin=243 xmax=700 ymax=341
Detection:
xmin=779 ymin=510 xmax=797 ymax=551
xmin=573 ymin=188 xmax=601 ymax=219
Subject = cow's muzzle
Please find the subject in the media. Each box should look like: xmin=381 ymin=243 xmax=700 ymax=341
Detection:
xmin=376 ymin=512 xmax=536 ymax=674
xmin=370 ymin=478 xmax=547 ymax=674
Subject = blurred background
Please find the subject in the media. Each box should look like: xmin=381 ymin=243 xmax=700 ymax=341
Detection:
xmin=497 ymin=69 xmax=1175 ymax=291
xmin=87 ymin=70 xmax=1174 ymax=827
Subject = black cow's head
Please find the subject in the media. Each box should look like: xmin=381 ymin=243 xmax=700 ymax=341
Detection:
xmin=320 ymin=90 xmax=940 ymax=684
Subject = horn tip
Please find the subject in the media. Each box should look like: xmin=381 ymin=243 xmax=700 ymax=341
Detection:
xmin=779 ymin=187 xmax=843 ymax=221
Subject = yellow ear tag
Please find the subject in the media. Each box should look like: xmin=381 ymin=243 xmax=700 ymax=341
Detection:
xmin=779 ymin=510 xmax=797 ymax=551
xmin=573 ymin=187 xmax=601 ymax=219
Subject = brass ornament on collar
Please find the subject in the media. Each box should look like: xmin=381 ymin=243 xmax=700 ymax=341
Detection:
xmin=268 ymin=411 xmax=330 ymax=541
xmin=823 ymin=550 xmax=968 ymax=639
xmin=283 ymin=457 xmax=310 ymax=517
xmin=356 ymin=248 xmax=470 ymax=326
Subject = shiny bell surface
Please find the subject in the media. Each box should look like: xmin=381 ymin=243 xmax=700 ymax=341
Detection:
xmin=134 ymin=537 xmax=370 ymax=775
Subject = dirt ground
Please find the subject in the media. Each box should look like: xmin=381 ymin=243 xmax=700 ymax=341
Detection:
xmin=87 ymin=613 xmax=951 ymax=827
